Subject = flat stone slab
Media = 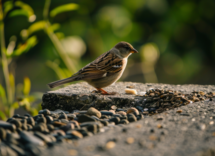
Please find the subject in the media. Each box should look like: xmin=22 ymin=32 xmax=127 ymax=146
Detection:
xmin=42 ymin=82 xmax=215 ymax=111
xmin=40 ymin=82 xmax=215 ymax=156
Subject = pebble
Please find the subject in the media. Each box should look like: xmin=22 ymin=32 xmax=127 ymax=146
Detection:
xmin=127 ymin=107 xmax=139 ymax=115
xmin=0 ymin=121 xmax=16 ymax=132
xmin=126 ymin=137 xmax=134 ymax=144
xmin=78 ymin=115 xmax=97 ymax=123
xmin=100 ymin=111 xmax=115 ymax=116
xmin=109 ymin=117 xmax=120 ymax=124
xmin=105 ymin=141 xmax=115 ymax=149
xmin=20 ymin=131 xmax=45 ymax=146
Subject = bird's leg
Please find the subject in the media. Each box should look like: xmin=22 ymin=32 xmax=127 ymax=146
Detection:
xmin=96 ymin=88 xmax=117 ymax=95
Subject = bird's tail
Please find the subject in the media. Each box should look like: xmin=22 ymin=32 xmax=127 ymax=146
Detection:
xmin=48 ymin=77 xmax=76 ymax=88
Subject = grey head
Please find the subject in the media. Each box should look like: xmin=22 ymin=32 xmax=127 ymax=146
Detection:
xmin=113 ymin=41 xmax=138 ymax=58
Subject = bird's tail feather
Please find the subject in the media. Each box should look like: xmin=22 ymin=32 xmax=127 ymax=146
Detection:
xmin=48 ymin=77 xmax=76 ymax=88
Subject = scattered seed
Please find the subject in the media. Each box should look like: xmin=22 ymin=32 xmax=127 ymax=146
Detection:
xmin=125 ymin=89 xmax=137 ymax=95
xmin=126 ymin=137 xmax=134 ymax=144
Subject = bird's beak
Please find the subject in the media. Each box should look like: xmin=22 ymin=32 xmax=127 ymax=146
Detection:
xmin=131 ymin=48 xmax=138 ymax=53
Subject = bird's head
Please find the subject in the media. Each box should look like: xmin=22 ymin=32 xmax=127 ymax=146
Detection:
xmin=113 ymin=41 xmax=138 ymax=58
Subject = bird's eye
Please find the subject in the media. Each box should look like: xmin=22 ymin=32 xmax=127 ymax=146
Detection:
xmin=125 ymin=47 xmax=130 ymax=50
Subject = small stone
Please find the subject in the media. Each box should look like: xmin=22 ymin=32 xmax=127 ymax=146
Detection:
xmin=149 ymin=135 xmax=157 ymax=141
xmin=111 ymin=105 xmax=117 ymax=110
xmin=0 ymin=128 xmax=6 ymax=140
xmin=116 ymin=111 xmax=127 ymax=116
xmin=128 ymin=115 xmax=137 ymax=122
xmin=109 ymin=117 xmax=120 ymax=124
xmin=67 ymin=114 xmax=76 ymax=120
xmin=46 ymin=116 xmax=53 ymax=123
xmin=105 ymin=141 xmax=115 ymax=149
xmin=136 ymin=124 xmax=142 ymax=128
xmin=67 ymin=130 xmax=83 ymax=139
xmin=100 ymin=111 xmax=115 ymax=116
xmin=20 ymin=131 xmax=45 ymax=146
xmin=126 ymin=137 xmax=134 ymax=144
xmin=8 ymin=144 xmax=25 ymax=156
xmin=77 ymin=115 xmax=97 ymax=123
xmin=119 ymin=119 xmax=129 ymax=124
xmin=58 ymin=114 xmax=68 ymax=120
xmin=0 ymin=143 xmax=18 ymax=156
xmin=0 ymin=121 xmax=16 ymax=132
xmin=9 ymin=119 xmax=22 ymax=129
xmin=27 ymin=117 xmax=35 ymax=126
xmin=209 ymin=121 xmax=214 ymax=125
xmin=127 ymin=107 xmax=139 ymax=115
xmin=157 ymin=124 xmax=163 ymax=129
xmin=37 ymin=117 xmax=47 ymax=124
xmin=68 ymin=149 xmax=78 ymax=156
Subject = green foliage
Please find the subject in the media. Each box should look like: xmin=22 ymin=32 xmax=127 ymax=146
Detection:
xmin=50 ymin=3 xmax=79 ymax=18
xmin=0 ymin=0 xmax=40 ymax=120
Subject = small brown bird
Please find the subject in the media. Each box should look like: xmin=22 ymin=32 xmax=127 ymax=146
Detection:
xmin=48 ymin=41 xmax=138 ymax=95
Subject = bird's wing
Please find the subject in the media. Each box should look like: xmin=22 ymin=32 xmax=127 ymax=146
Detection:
xmin=73 ymin=51 xmax=123 ymax=80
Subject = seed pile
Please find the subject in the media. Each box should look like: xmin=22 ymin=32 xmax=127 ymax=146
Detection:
xmin=137 ymin=89 xmax=214 ymax=114
xmin=0 ymin=88 xmax=214 ymax=156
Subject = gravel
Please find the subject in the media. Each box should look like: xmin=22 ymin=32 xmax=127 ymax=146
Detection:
xmin=0 ymin=82 xmax=215 ymax=156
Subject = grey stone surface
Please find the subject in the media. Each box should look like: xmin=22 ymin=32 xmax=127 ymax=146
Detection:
xmin=41 ymin=82 xmax=215 ymax=156
xmin=42 ymin=82 xmax=215 ymax=111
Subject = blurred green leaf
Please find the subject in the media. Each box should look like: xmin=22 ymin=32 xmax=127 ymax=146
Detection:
xmin=23 ymin=77 xmax=31 ymax=96
xmin=9 ymin=9 xmax=29 ymax=17
xmin=15 ymin=1 xmax=36 ymax=22
xmin=3 ymin=1 xmax=13 ymax=17
xmin=0 ymin=111 xmax=7 ymax=121
xmin=12 ymin=36 xmax=37 ymax=56
xmin=9 ymin=73 xmax=15 ymax=101
xmin=30 ymin=108 xmax=38 ymax=116
xmin=21 ymin=21 xmax=60 ymax=38
xmin=0 ymin=84 xmax=7 ymax=104
xmin=50 ymin=3 xmax=79 ymax=18
xmin=11 ymin=102 xmax=19 ymax=109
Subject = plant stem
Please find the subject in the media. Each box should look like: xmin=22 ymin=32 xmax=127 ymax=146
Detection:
xmin=43 ymin=0 xmax=77 ymax=74
xmin=0 ymin=0 xmax=12 ymax=105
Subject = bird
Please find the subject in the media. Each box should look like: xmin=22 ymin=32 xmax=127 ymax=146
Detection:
xmin=48 ymin=41 xmax=138 ymax=95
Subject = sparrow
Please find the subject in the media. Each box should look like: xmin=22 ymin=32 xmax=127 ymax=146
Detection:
xmin=48 ymin=41 xmax=138 ymax=95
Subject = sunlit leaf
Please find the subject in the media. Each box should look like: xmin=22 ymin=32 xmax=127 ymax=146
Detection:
xmin=0 ymin=84 xmax=7 ymax=103
xmin=23 ymin=77 xmax=31 ymax=96
xmin=0 ymin=111 xmax=7 ymax=121
xmin=9 ymin=9 xmax=29 ymax=18
xmin=11 ymin=102 xmax=19 ymax=109
xmin=3 ymin=1 xmax=13 ymax=17
xmin=50 ymin=3 xmax=79 ymax=18
xmin=20 ymin=21 xmax=60 ymax=38
xmin=30 ymin=108 xmax=38 ymax=116
xmin=12 ymin=36 xmax=37 ymax=56
xmin=15 ymin=1 xmax=36 ymax=22
xmin=9 ymin=73 xmax=15 ymax=100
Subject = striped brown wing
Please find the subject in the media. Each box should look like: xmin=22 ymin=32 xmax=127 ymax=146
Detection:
xmin=74 ymin=51 xmax=123 ymax=80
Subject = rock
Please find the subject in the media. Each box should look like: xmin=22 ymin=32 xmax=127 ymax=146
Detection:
xmin=34 ymin=132 xmax=53 ymax=143
xmin=0 ymin=121 xmax=16 ymax=132
xmin=0 ymin=128 xmax=6 ymax=140
xmin=109 ymin=117 xmax=121 ymax=124
xmin=8 ymin=144 xmax=25 ymax=156
xmin=0 ymin=142 xmax=18 ymax=156
xmin=87 ymin=107 xmax=101 ymax=118
xmin=66 ymin=130 xmax=83 ymax=139
xmin=20 ymin=131 xmax=45 ymax=146
xmin=100 ymin=111 xmax=115 ymax=116
xmin=127 ymin=107 xmax=139 ymax=115
xmin=77 ymin=115 xmax=97 ymax=123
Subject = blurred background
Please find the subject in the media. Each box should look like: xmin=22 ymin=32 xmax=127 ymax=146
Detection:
xmin=0 ymin=0 xmax=215 ymax=118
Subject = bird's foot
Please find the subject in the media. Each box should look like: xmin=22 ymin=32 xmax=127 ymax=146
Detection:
xmin=95 ymin=88 xmax=117 ymax=95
